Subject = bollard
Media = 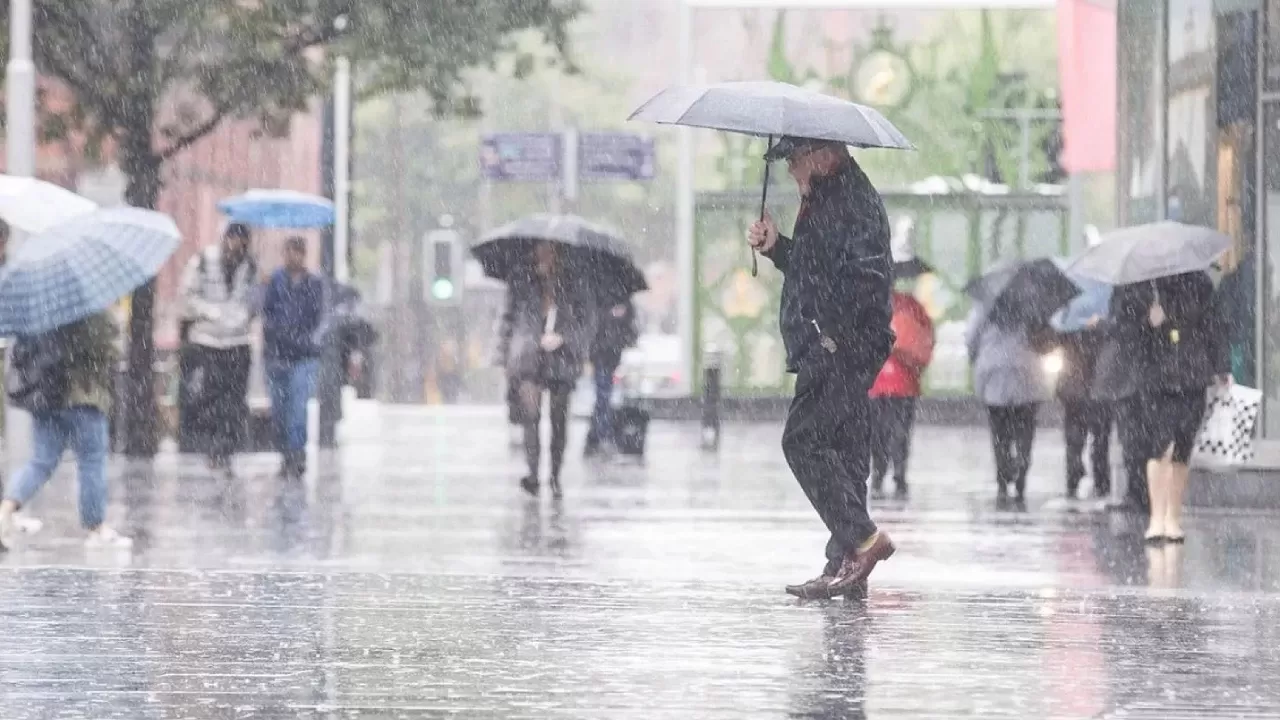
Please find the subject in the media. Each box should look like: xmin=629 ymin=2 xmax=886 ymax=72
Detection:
xmin=701 ymin=346 xmax=722 ymax=452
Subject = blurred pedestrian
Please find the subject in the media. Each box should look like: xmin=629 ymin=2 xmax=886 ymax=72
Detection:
xmin=262 ymin=236 xmax=323 ymax=478
xmin=967 ymin=307 xmax=1053 ymax=506
xmin=0 ymin=312 xmax=130 ymax=548
xmin=1131 ymin=272 xmax=1229 ymax=543
xmin=497 ymin=241 xmax=596 ymax=497
xmin=180 ymin=222 xmax=258 ymax=473
xmin=1093 ymin=284 xmax=1152 ymax=511
xmin=584 ymin=299 xmax=637 ymax=457
xmin=749 ymin=137 xmax=896 ymax=600
xmin=1055 ymin=322 xmax=1113 ymax=499
xmin=868 ymin=276 xmax=934 ymax=499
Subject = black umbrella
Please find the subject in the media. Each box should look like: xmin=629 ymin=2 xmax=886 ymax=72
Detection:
xmin=964 ymin=258 xmax=1080 ymax=328
xmin=471 ymin=214 xmax=647 ymax=301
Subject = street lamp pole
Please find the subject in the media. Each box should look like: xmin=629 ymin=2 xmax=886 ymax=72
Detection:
xmin=6 ymin=0 xmax=36 ymax=177
xmin=5 ymin=0 xmax=36 ymax=478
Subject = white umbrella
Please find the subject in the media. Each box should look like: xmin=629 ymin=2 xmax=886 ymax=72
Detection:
xmin=0 ymin=175 xmax=98 ymax=234
xmin=629 ymin=81 xmax=912 ymax=275
xmin=1068 ymin=221 xmax=1232 ymax=285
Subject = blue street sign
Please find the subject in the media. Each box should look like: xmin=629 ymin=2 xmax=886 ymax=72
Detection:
xmin=579 ymin=133 xmax=656 ymax=181
xmin=479 ymin=133 xmax=562 ymax=182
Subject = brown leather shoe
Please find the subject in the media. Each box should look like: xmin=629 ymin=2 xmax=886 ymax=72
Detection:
xmin=828 ymin=532 xmax=895 ymax=595
xmin=785 ymin=574 xmax=836 ymax=599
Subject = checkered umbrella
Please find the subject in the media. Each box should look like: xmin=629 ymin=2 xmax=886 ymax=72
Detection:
xmin=0 ymin=207 xmax=180 ymax=335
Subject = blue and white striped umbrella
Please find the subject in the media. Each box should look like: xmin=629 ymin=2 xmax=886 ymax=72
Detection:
xmin=0 ymin=207 xmax=180 ymax=335
xmin=217 ymin=189 xmax=334 ymax=228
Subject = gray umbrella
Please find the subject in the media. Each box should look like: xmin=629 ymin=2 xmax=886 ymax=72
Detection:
xmin=629 ymin=81 xmax=912 ymax=276
xmin=1068 ymin=221 xmax=1231 ymax=285
xmin=628 ymin=81 xmax=913 ymax=150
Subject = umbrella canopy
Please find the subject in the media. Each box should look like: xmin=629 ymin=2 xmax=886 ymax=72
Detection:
xmin=0 ymin=175 xmax=98 ymax=234
xmin=1050 ymin=269 xmax=1113 ymax=333
xmin=628 ymin=81 xmax=913 ymax=150
xmin=965 ymin=258 xmax=1080 ymax=329
xmin=1068 ymin=221 xmax=1231 ymax=285
xmin=0 ymin=207 xmax=180 ymax=335
xmin=629 ymin=81 xmax=912 ymax=277
xmin=217 ymin=189 xmax=335 ymax=229
xmin=471 ymin=214 xmax=647 ymax=300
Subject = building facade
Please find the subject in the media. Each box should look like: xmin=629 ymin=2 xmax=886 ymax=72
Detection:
xmin=1117 ymin=0 xmax=1280 ymax=436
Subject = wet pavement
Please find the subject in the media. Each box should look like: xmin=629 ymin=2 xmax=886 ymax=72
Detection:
xmin=3 ymin=404 xmax=1280 ymax=718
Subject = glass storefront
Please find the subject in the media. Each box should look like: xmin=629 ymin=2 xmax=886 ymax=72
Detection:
xmin=1117 ymin=0 xmax=1271 ymax=432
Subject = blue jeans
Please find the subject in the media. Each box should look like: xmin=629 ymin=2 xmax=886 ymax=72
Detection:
xmin=7 ymin=407 xmax=108 ymax=529
xmin=266 ymin=358 xmax=319 ymax=454
xmin=587 ymin=362 xmax=617 ymax=448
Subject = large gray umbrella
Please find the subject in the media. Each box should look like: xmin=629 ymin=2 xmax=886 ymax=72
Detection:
xmin=1068 ymin=221 xmax=1231 ymax=285
xmin=629 ymin=81 xmax=912 ymax=275
xmin=628 ymin=81 xmax=913 ymax=150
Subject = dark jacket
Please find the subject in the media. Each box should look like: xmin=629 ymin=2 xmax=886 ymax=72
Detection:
xmin=761 ymin=160 xmax=894 ymax=374
xmin=262 ymin=269 xmax=325 ymax=362
xmin=1146 ymin=271 xmax=1229 ymax=392
xmin=1091 ymin=283 xmax=1151 ymax=401
xmin=1055 ymin=328 xmax=1106 ymax=403
xmin=498 ymin=272 xmax=597 ymax=386
xmin=590 ymin=300 xmax=638 ymax=368
xmin=1092 ymin=272 xmax=1227 ymax=399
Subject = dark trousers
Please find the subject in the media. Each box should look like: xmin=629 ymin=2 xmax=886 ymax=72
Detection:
xmin=1063 ymin=398 xmax=1113 ymax=496
xmin=869 ymin=397 xmax=917 ymax=490
xmin=987 ymin=404 xmax=1038 ymax=497
xmin=1115 ymin=395 xmax=1150 ymax=510
xmin=191 ymin=345 xmax=252 ymax=460
xmin=585 ymin=358 xmax=620 ymax=450
xmin=519 ymin=380 xmax=572 ymax=482
xmin=782 ymin=361 xmax=878 ymax=577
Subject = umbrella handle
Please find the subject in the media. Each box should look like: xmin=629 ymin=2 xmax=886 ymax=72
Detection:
xmin=754 ymin=135 xmax=774 ymax=278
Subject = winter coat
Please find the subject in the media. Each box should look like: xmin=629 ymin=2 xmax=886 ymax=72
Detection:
xmin=966 ymin=307 xmax=1052 ymax=407
xmin=760 ymin=160 xmax=894 ymax=374
xmin=181 ymin=245 xmax=258 ymax=349
xmin=1091 ymin=283 xmax=1151 ymax=401
xmin=1054 ymin=328 xmax=1106 ymax=403
xmin=590 ymin=300 xmax=638 ymax=368
xmin=262 ymin=269 xmax=325 ymax=362
xmin=1144 ymin=271 xmax=1229 ymax=392
xmin=870 ymin=292 xmax=934 ymax=398
xmin=497 ymin=272 xmax=597 ymax=386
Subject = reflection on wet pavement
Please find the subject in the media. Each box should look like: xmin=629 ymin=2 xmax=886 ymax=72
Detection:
xmin=1 ymin=407 xmax=1279 ymax=718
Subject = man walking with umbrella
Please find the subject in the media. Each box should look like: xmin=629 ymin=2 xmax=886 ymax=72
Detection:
xmin=748 ymin=137 xmax=897 ymax=599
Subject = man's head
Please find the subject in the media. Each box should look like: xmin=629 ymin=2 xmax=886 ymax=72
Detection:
xmin=764 ymin=137 xmax=851 ymax=189
xmin=223 ymin=222 xmax=251 ymax=259
xmin=284 ymin=236 xmax=307 ymax=275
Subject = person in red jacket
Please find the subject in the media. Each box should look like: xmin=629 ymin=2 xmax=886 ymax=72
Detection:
xmin=870 ymin=235 xmax=936 ymax=499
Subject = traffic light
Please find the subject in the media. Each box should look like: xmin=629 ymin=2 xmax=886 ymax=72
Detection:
xmin=423 ymin=222 xmax=463 ymax=305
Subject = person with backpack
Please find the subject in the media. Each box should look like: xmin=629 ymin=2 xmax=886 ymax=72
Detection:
xmin=180 ymin=223 xmax=258 ymax=473
xmin=868 ymin=281 xmax=934 ymax=499
xmin=0 ymin=312 xmax=131 ymax=548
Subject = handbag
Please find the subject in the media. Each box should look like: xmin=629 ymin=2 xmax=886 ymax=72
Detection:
xmin=1193 ymin=384 xmax=1262 ymax=466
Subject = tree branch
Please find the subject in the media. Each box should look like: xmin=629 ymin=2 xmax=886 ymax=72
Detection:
xmin=158 ymin=105 xmax=228 ymax=161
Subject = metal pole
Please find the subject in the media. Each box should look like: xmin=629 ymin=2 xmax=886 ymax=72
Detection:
xmin=334 ymin=57 xmax=352 ymax=284
xmin=6 ymin=0 xmax=36 ymax=177
xmin=1018 ymin=114 xmax=1031 ymax=190
xmin=5 ymin=0 xmax=35 ymax=478
xmin=676 ymin=0 xmax=696 ymax=396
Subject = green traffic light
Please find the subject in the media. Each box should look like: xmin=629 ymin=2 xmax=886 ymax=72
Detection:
xmin=432 ymin=278 xmax=455 ymax=300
